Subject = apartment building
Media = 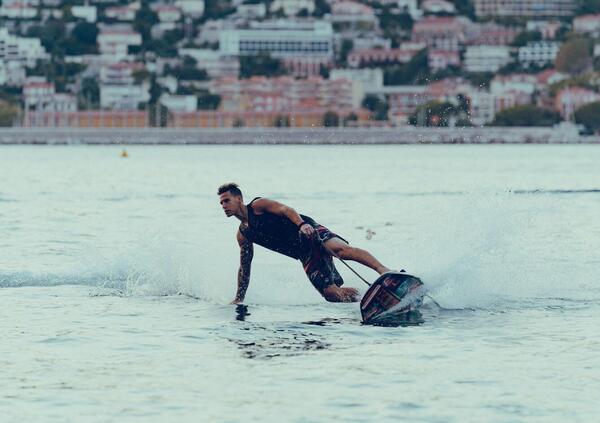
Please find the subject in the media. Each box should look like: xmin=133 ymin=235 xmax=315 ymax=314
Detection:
xmin=0 ymin=28 xmax=49 ymax=67
xmin=347 ymin=48 xmax=421 ymax=68
xmin=412 ymin=16 xmax=473 ymax=51
xmin=474 ymin=0 xmax=577 ymax=18
xmin=270 ymin=0 xmax=315 ymax=16
xmin=518 ymin=42 xmax=561 ymax=67
xmin=97 ymin=25 xmax=142 ymax=57
xmin=219 ymin=20 xmax=334 ymax=76
xmin=0 ymin=59 xmax=25 ymax=86
xmin=464 ymin=45 xmax=512 ymax=73
xmin=555 ymin=87 xmax=600 ymax=120
xmin=211 ymin=76 xmax=355 ymax=113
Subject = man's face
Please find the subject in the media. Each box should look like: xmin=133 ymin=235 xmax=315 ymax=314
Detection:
xmin=219 ymin=192 xmax=242 ymax=217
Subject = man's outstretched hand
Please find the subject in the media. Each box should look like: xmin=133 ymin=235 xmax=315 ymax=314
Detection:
xmin=299 ymin=223 xmax=316 ymax=237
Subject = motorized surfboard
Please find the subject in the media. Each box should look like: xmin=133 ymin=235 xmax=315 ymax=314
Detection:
xmin=360 ymin=272 xmax=425 ymax=325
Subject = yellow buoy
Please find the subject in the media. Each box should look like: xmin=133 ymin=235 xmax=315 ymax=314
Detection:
xmin=121 ymin=149 xmax=129 ymax=158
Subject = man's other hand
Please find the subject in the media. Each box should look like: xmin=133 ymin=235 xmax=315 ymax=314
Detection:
xmin=299 ymin=223 xmax=316 ymax=238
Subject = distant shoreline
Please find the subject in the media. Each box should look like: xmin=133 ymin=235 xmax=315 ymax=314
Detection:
xmin=1 ymin=127 xmax=598 ymax=145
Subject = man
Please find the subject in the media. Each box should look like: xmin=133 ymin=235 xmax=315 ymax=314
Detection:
xmin=218 ymin=183 xmax=390 ymax=304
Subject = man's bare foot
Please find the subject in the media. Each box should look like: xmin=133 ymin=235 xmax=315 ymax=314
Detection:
xmin=322 ymin=285 xmax=359 ymax=302
xmin=340 ymin=287 xmax=359 ymax=302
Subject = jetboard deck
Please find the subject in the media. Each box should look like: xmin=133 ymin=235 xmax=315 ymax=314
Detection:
xmin=360 ymin=272 xmax=425 ymax=325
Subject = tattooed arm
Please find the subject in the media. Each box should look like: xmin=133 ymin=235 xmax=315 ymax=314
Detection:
xmin=232 ymin=229 xmax=253 ymax=304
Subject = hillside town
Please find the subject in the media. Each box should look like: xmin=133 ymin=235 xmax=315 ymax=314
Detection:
xmin=2 ymin=0 xmax=600 ymax=131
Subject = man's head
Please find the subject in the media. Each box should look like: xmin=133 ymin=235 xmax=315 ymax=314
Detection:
xmin=218 ymin=182 xmax=244 ymax=217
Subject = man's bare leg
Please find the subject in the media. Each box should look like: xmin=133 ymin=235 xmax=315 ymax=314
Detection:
xmin=323 ymin=238 xmax=390 ymax=275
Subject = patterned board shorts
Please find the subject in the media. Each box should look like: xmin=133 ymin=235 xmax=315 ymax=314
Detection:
xmin=299 ymin=225 xmax=348 ymax=294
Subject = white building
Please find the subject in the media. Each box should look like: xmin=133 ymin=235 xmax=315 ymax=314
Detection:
xmin=175 ymin=0 xmax=205 ymax=18
xmin=573 ymin=14 xmax=600 ymax=35
xmin=23 ymin=79 xmax=77 ymax=112
xmin=100 ymin=83 xmax=150 ymax=110
xmin=330 ymin=68 xmax=384 ymax=92
xmin=235 ymin=3 xmax=267 ymax=19
xmin=464 ymin=45 xmax=511 ymax=73
xmin=490 ymin=74 xmax=537 ymax=95
xmin=71 ymin=5 xmax=97 ymax=23
xmin=100 ymin=62 xmax=145 ymax=85
xmin=157 ymin=75 xmax=178 ymax=93
xmin=0 ymin=1 xmax=38 ymax=19
xmin=351 ymin=35 xmax=391 ymax=50
xmin=270 ymin=0 xmax=314 ymax=16
xmin=330 ymin=68 xmax=384 ymax=107
xmin=466 ymin=90 xmax=495 ymax=125
xmin=331 ymin=1 xmax=378 ymax=33
xmin=422 ymin=0 xmax=456 ymax=14
xmin=97 ymin=26 xmax=142 ymax=58
xmin=104 ymin=4 xmax=137 ymax=21
xmin=220 ymin=20 xmax=333 ymax=58
xmin=152 ymin=5 xmax=182 ymax=22
xmin=220 ymin=20 xmax=334 ymax=76
xmin=197 ymin=20 xmax=228 ymax=45
xmin=526 ymin=20 xmax=562 ymax=39
xmin=0 ymin=59 xmax=26 ymax=86
xmin=518 ymin=42 xmax=561 ymax=67
xmin=0 ymin=28 xmax=49 ymax=67
xmin=151 ymin=22 xmax=177 ymax=39
xmin=159 ymin=94 xmax=197 ymax=112
xmin=428 ymin=50 xmax=461 ymax=72
xmin=474 ymin=0 xmax=577 ymax=18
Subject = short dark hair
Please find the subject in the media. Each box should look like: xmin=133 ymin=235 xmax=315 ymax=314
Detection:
xmin=218 ymin=182 xmax=243 ymax=197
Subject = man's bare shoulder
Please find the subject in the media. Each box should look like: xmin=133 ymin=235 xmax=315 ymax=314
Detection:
xmin=251 ymin=197 xmax=284 ymax=214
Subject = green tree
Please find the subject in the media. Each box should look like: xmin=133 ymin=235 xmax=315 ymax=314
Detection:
xmin=27 ymin=21 xmax=67 ymax=57
xmin=338 ymin=39 xmax=353 ymax=66
xmin=0 ymin=100 xmax=19 ymax=127
xmin=133 ymin=3 xmax=159 ymax=51
xmin=574 ymin=101 xmax=600 ymax=133
xmin=240 ymin=54 xmax=287 ymax=78
xmin=79 ymin=77 xmax=100 ymax=109
xmin=343 ymin=112 xmax=358 ymax=127
xmin=466 ymin=72 xmax=494 ymax=89
xmin=491 ymin=105 xmax=561 ymax=126
xmin=274 ymin=115 xmax=291 ymax=127
xmin=452 ymin=0 xmax=476 ymax=20
xmin=313 ymin=0 xmax=331 ymax=17
xmin=511 ymin=30 xmax=542 ymax=47
xmin=555 ymin=37 xmax=592 ymax=76
xmin=379 ymin=6 xmax=413 ymax=46
xmin=383 ymin=49 xmax=429 ymax=85
xmin=203 ymin=0 xmax=236 ymax=20
xmin=409 ymin=101 xmax=458 ymax=127
xmin=362 ymin=94 xmax=389 ymax=120
xmin=323 ymin=111 xmax=340 ymax=127
xmin=72 ymin=22 xmax=98 ymax=46
xmin=578 ymin=0 xmax=600 ymax=14
xmin=197 ymin=91 xmax=221 ymax=110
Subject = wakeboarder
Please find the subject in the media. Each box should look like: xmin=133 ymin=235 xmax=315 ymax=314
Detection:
xmin=218 ymin=183 xmax=390 ymax=304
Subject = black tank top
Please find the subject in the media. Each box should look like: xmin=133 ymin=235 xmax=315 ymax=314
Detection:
xmin=239 ymin=197 xmax=317 ymax=260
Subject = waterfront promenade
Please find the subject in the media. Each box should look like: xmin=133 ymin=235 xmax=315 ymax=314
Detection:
xmin=0 ymin=126 xmax=596 ymax=145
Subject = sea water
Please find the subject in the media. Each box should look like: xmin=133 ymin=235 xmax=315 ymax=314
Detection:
xmin=1 ymin=144 xmax=599 ymax=422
